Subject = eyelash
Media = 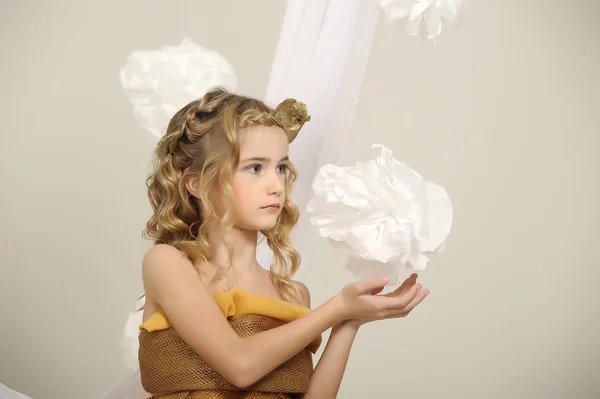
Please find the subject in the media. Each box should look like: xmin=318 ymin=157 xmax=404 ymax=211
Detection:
xmin=247 ymin=164 xmax=288 ymax=174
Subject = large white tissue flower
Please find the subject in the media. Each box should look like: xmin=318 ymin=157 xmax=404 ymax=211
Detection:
xmin=307 ymin=144 xmax=453 ymax=284
xmin=120 ymin=37 xmax=237 ymax=139
xmin=379 ymin=0 xmax=462 ymax=41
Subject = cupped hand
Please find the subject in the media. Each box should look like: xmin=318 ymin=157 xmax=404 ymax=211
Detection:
xmin=337 ymin=273 xmax=429 ymax=326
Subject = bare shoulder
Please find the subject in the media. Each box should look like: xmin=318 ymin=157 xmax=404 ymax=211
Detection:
xmin=142 ymin=243 xmax=193 ymax=271
xmin=142 ymin=244 xmax=196 ymax=292
xmin=143 ymin=243 xmax=188 ymax=264
xmin=290 ymin=280 xmax=311 ymax=308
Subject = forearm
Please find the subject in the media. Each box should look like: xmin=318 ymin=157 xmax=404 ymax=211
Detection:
xmin=237 ymin=296 xmax=344 ymax=387
xmin=303 ymin=321 xmax=360 ymax=399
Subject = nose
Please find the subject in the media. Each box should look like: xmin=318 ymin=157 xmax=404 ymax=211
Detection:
xmin=266 ymin=170 xmax=284 ymax=196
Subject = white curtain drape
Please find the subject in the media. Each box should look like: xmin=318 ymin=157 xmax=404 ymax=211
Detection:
xmin=257 ymin=0 xmax=380 ymax=281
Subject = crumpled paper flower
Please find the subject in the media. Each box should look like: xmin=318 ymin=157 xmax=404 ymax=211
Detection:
xmin=379 ymin=0 xmax=462 ymax=41
xmin=119 ymin=37 xmax=237 ymax=139
xmin=121 ymin=295 xmax=145 ymax=371
xmin=307 ymin=144 xmax=453 ymax=285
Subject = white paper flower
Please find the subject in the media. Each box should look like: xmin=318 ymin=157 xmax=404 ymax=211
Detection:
xmin=119 ymin=37 xmax=237 ymax=139
xmin=307 ymin=144 xmax=453 ymax=284
xmin=379 ymin=0 xmax=462 ymax=41
xmin=121 ymin=295 xmax=145 ymax=371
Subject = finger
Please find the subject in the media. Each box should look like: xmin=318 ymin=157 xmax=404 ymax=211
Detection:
xmin=403 ymin=287 xmax=429 ymax=313
xmin=369 ymin=285 xmax=386 ymax=295
xmin=388 ymin=287 xmax=429 ymax=318
xmin=353 ymin=277 xmax=389 ymax=295
xmin=379 ymin=283 xmax=421 ymax=309
xmin=384 ymin=273 xmax=418 ymax=297
xmin=404 ymin=273 xmax=419 ymax=287
xmin=399 ymin=283 xmax=421 ymax=304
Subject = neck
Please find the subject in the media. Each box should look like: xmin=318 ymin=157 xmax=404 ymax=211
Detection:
xmin=206 ymin=226 xmax=262 ymax=274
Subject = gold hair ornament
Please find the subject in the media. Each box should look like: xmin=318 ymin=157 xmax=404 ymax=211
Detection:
xmin=274 ymin=99 xmax=311 ymax=143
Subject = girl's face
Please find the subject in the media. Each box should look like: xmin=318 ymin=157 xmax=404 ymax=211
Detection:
xmin=231 ymin=125 xmax=290 ymax=231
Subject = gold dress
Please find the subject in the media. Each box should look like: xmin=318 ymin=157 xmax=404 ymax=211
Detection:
xmin=138 ymin=289 xmax=322 ymax=398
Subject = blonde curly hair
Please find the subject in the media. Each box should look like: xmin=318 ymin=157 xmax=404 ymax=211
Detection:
xmin=143 ymin=88 xmax=306 ymax=299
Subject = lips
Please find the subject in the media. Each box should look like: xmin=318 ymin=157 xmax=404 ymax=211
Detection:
xmin=261 ymin=204 xmax=281 ymax=209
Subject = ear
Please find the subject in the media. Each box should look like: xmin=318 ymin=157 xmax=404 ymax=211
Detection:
xmin=184 ymin=174 xmax=202 ymax=199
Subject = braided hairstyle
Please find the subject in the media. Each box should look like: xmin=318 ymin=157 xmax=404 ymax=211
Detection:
xmin=144 ymin=88 xmax=301 ymax=299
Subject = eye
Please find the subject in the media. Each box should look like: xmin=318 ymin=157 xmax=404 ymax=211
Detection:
xmin=276 ymin=164 xmax=288 ymax=174
xmin=247 ymin=164 xmax=262 ymax=174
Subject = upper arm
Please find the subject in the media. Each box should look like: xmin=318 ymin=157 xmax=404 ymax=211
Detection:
xmin=291 ymin=280 xmax=311 ymax=308
xmin=141 ymin=244 xmax=245 ymax=386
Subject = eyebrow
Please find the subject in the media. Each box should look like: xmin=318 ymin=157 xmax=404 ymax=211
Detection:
xmin=240 ymin=156 xmax=289 ymax=163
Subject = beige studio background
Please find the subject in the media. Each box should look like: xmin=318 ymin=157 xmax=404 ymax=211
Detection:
xmin=1 ymin=0 xmax=599 ymax=398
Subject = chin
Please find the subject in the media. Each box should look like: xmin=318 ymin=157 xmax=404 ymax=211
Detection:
xmin=236 ymin=212 xmax=281 ymax=231
xmin=237 ymin=220 xmax=278 ymax=231
xmin=253 ymin=221 xmax=278 ymax=231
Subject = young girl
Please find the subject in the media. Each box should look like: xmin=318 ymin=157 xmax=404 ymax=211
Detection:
xmin=138 ymin=88 xmax=429 ymax=398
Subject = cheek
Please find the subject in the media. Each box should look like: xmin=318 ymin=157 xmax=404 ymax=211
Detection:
xmin=231 ymin=177 xmax=254 ymax=206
